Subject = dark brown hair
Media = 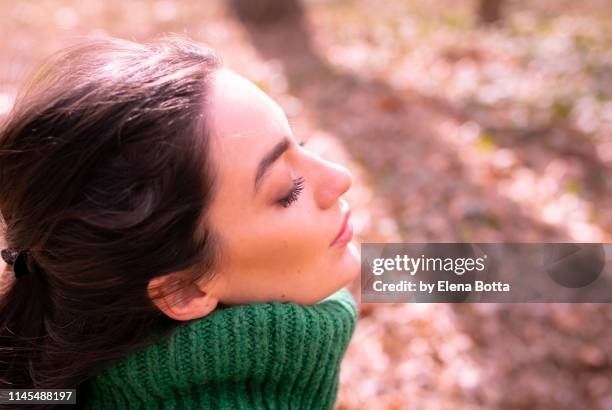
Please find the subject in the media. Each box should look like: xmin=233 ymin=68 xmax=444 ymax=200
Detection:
xmin=0 ymin=37 xmax=222 ymax=405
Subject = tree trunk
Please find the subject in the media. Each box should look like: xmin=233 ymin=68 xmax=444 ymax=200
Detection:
xmin=229 ymin=0 xmax=303 ymax=26
xmin=478 ymin=0 xmax=503 ymax=24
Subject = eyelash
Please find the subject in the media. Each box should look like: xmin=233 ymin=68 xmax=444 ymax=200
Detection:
xmin=278 ymin=176 xmax=305 ymax=208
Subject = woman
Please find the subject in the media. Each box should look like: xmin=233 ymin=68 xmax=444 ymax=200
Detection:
xmin=0 ymin=37 xmax=359 ymax=409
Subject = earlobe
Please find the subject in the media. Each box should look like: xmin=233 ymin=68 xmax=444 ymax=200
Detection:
xmin=148 ymin=276 xmax=219 ymax=321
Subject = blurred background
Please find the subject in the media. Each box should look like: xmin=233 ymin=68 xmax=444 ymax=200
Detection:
xmin=1 ymin=0 xmax=611 ymax=408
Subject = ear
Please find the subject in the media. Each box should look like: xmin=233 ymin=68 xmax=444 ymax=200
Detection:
xmin=147 ymin=274 xmax=219 ymax=321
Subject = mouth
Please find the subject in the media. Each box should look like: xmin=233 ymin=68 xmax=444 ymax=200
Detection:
xmin=330 ymin=210 xmax=353 ymax=247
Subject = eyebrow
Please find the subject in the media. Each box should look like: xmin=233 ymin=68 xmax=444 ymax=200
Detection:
xmin=254 ymin=137 xmax=291 ymax=194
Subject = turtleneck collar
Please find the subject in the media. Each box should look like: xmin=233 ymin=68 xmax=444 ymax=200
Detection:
xmin=84 ymin=288 xmax=357 ymax=409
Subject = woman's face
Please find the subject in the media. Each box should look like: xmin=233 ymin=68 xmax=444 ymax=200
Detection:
xmin=202 ymin=69 xmax=360 ymax=305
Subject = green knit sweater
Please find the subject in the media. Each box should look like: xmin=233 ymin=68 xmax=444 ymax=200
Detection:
xmin=83 ymin=288 xmax=357 ymax=409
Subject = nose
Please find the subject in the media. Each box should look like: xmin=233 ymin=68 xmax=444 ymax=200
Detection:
xmin=311 ymin=156 xmax=353 ymax=210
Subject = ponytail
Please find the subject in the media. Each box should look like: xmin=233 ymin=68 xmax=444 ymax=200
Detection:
xmin=0 ymin=252 xmax=49 ymax=388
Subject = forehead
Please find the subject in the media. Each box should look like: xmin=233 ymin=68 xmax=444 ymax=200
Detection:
xmin=208 ymin=69 xmax=290 ymax=146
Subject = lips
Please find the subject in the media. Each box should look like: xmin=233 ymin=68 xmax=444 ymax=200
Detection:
xmin=330 ymin=210 xmax=353 ymax=247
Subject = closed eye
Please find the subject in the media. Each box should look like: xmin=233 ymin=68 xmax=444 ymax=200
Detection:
xmin=277 ymin=176 xmax=305 ymax=208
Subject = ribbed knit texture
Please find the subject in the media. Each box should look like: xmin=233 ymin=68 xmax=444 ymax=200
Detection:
xmin=83 ymin=288 xmax=357 ymax=409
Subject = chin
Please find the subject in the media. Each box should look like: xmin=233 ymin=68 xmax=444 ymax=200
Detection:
xmin=344 ymin=242 xmax=361 ymax=279
xmin=333 ymin=241 xmax=361 ymax=290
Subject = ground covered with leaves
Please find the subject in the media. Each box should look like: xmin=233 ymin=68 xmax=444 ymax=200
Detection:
xmin=1 ymin=0 xmax=611 ymax=408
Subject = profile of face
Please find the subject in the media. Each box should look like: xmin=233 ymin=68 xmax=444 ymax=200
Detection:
xmin=149 ymin=69 xmax=360 ymax=320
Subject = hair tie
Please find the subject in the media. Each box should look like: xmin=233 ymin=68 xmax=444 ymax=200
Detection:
xmin=1 ymin=249 xmax=31 ymax=279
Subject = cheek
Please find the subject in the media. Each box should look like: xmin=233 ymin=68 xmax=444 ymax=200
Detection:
xmin=225 ymin=214 xmax=327 ymax=270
